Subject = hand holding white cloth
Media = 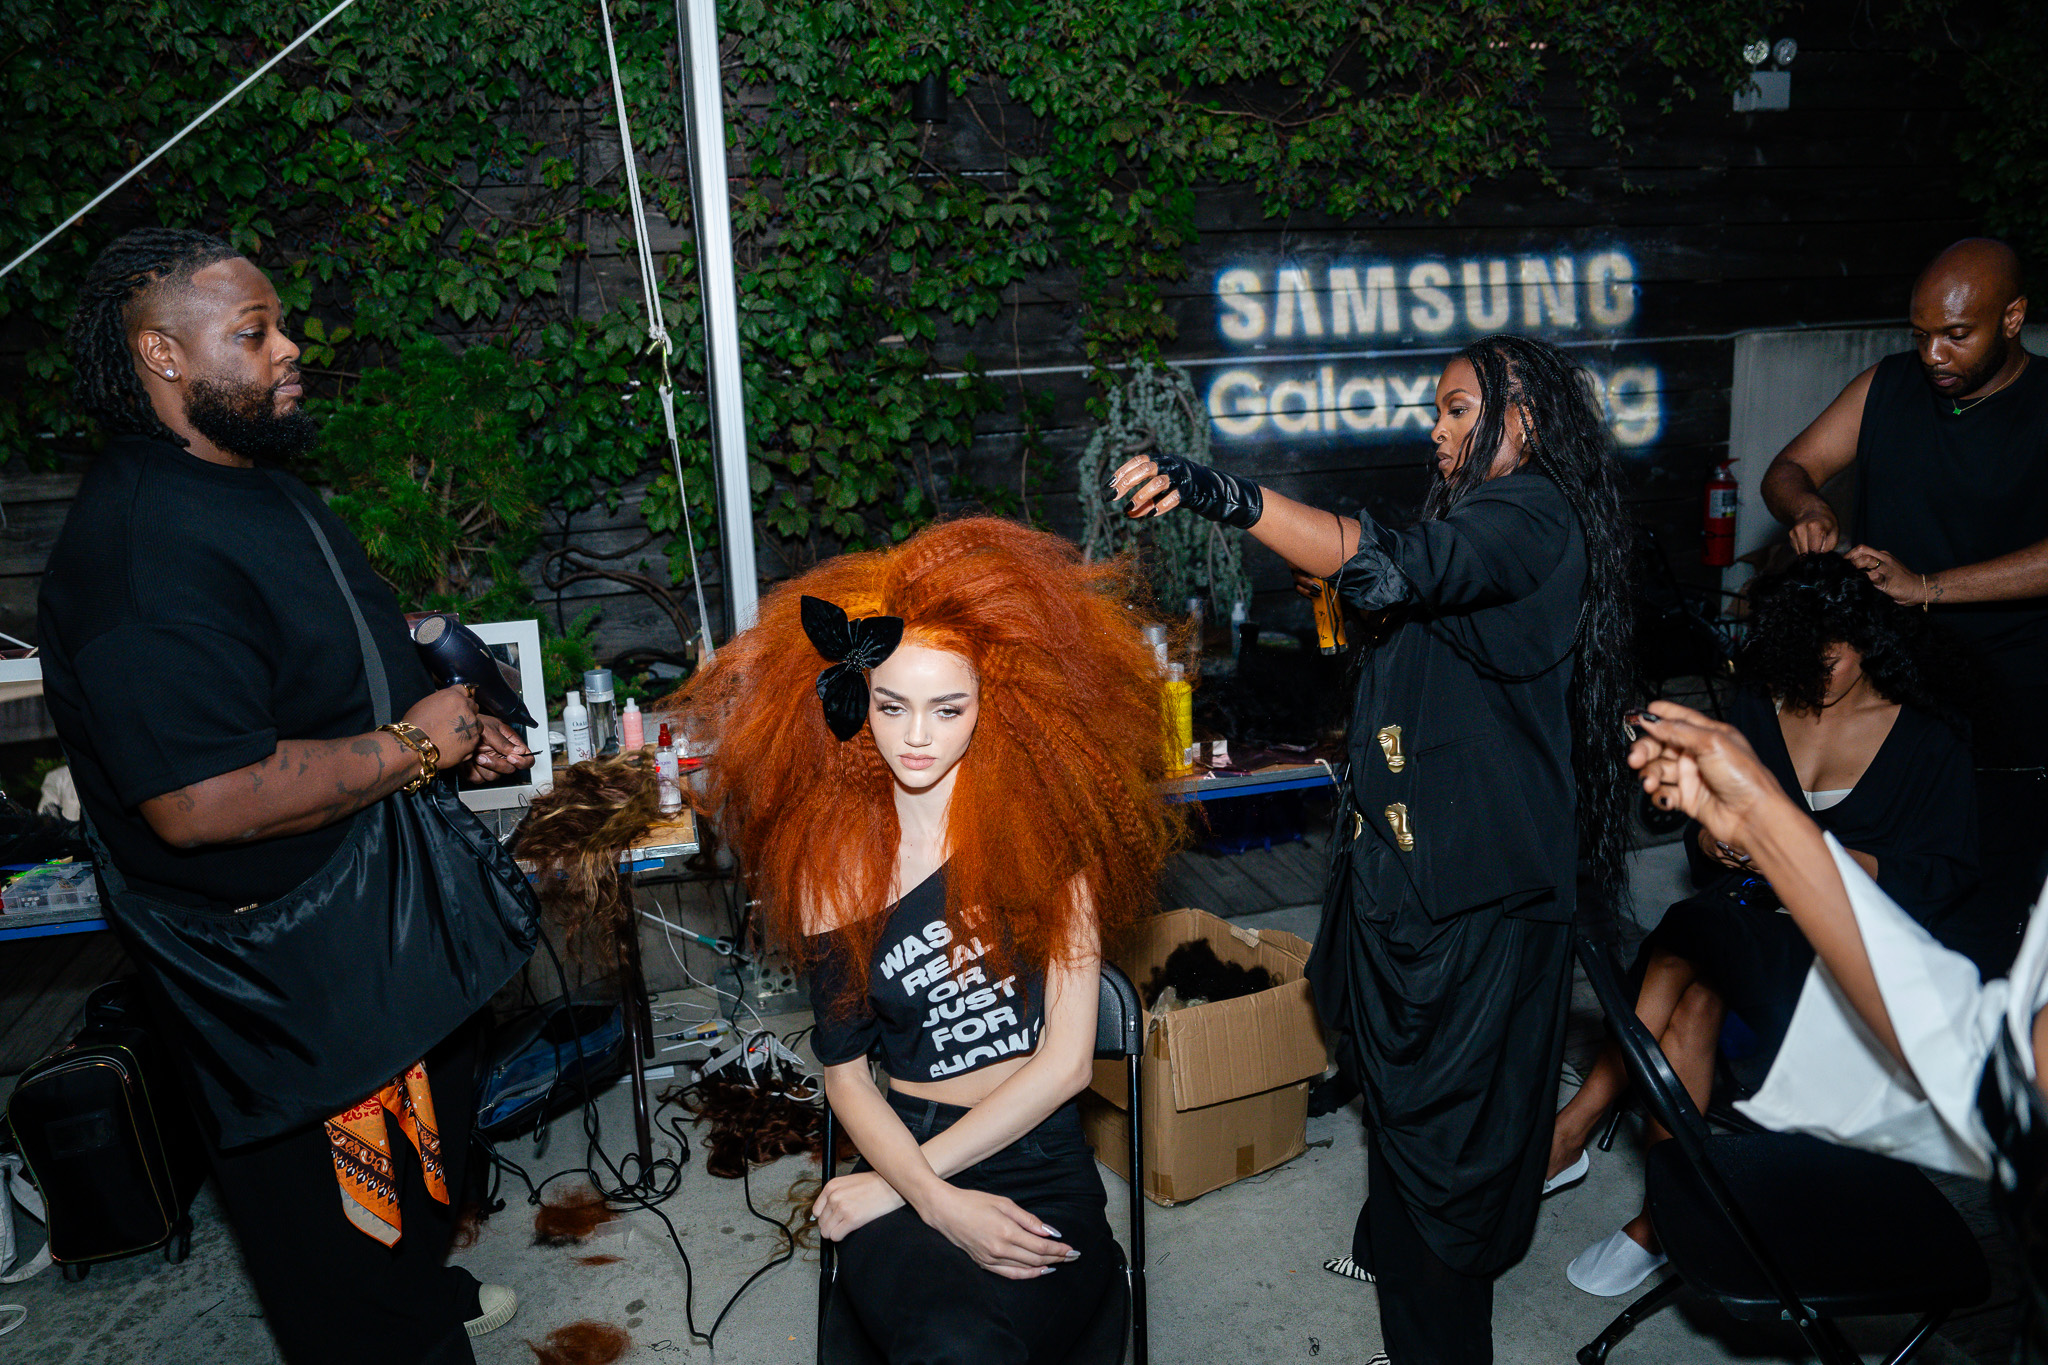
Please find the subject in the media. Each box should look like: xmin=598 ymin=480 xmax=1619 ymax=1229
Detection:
xmin=1625 ymin=699 xmax=2048 ymax=1177
xmin=1738 ymin=838 xmax=2048 ymax=1178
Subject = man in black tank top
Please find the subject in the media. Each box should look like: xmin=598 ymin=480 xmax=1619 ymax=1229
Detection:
xmin=1762 ymin=237 xmax=2046 ymax=972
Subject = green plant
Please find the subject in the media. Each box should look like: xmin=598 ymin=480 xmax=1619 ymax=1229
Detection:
xmin=1892 ymin=0 xmax=2048 ymax=270
xmin=314 ymin=339 xmax=540 ymax=618
xmin=1079 ymin=362 xmax=1251 ymax=614
xmin=4 ymin=0 xmax=1787 ymax=641
xmin=540 ymin=605 xmax=603 ymax=703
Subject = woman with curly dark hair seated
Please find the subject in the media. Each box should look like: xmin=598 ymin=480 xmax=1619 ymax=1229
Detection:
xmin=1547 ymin=551 xmax=1980 ymax=1297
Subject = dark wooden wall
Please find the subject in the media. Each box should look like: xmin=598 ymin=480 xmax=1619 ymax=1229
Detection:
xmin=924 ymin=17 xmax=1972 ymax=633
xmin=0 ymin=5 xmax=1974 ymax=658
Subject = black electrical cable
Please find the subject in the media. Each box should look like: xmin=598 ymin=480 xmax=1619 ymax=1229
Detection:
xmin=712 ymin=848 xmax=759 ymax=1029
xmin=704 ymin=1144 xmax=801 ymax=1342
xmin=477 ymin=1132 xmax=540 ymax=1202
xmin=513 ymin=914 xmax=808 ymax=1349
xmin=530 ymin=926 xmax=710 ymax=1344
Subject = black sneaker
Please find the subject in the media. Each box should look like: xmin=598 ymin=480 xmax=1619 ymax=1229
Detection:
xmin=1307 ymin=1071 xmax=1361 ymax=1118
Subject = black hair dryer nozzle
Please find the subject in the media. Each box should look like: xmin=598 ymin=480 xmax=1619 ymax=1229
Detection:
xmin=411 ymin=614 xmax=540 ymax=730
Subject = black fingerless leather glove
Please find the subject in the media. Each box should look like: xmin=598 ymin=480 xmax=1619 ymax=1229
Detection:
xmin=1109 ymin=451 xmax=1264 ymax=529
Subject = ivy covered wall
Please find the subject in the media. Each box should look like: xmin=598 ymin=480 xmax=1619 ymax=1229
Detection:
xmin=0 ymin=0 xmax=2003 ymax=656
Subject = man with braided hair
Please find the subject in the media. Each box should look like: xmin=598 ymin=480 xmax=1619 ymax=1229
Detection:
xmin=37 ymin=228 xmax=528 ymax=1364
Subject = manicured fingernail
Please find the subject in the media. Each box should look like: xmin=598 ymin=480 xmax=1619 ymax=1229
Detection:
xmin=1040 ymin=1225 xmax=1060 ymax=1237
xmin=1065 ymin=1249 xmax=1081 ymax=1261
xmin=1040 ymin=1266 xmax=1057 ymax=1276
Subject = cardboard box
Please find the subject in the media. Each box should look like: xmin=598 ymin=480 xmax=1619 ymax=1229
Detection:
xmin=1082 ymin=907 xmax=1328 ymax=1205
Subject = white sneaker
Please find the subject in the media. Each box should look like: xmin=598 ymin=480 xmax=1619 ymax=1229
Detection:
xmin=1566 ymin=1229 xmax=1668 ymax=1297
xmin=1542 ymin=1150 xmax=1590 ymax=1196
xmin=465 ymin=1283 xmax=518 ymax=1337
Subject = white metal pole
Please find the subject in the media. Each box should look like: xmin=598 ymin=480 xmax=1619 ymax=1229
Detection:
xmin=678 ymin=0 xmax=759 ymax=636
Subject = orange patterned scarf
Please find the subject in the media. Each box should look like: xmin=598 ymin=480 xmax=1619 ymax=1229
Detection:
xmin=326 ymin=1062 xmax=448 ymax=1245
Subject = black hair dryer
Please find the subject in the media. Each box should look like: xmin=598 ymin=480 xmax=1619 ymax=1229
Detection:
xmin=411 ymin=614 xmax=540 ymax=730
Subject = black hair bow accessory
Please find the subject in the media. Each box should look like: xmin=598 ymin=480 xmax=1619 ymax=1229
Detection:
xmin=800 ymin=595 xmax=905 ymax=741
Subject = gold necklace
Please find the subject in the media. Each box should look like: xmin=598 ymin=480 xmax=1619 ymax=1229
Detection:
xmin=1951 ymin=353 xmax=2030 ymax=416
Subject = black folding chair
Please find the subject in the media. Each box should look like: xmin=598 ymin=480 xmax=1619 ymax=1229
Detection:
xmin=816 ymin=962 xmax=1149 ymax=1365
xmin=1574 ymin=935 xmax=1988 ymax=1365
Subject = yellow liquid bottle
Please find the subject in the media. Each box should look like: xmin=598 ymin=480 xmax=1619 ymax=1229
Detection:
xmin=1165 ymin=663 xmax=1194 ymax=773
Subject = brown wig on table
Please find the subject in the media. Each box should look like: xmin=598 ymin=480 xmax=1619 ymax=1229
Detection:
xmin=509 ymin=750 xmax=661 ymax=959
xmin=664 ymin=516 xmax=1185 ymax=1008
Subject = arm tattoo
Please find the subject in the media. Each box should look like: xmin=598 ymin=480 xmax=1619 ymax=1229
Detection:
xmin=186 ymin=731 xmax=404 ymax=846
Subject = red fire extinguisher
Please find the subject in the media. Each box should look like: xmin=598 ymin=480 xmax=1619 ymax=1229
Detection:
xmin=1702 ymin=458 xmax=1737 ymax=567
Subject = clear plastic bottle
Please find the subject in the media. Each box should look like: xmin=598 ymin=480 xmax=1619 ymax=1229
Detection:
xmin=582 ymin=669 xmax=620 ymax=755
xmin=654 ymin=723 xmax=683 ymax=814
xmin=1141 ymin=622 xmax=1170 ymax=673
xmin=562 ymin=690 xmax=593 ymax=765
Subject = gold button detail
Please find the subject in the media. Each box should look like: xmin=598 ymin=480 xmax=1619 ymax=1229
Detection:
xmin=1384 ymin=802 xmax=1414 ymax=852
xmin=1376 ymin=724 xmax=1406 ymax=773
xmin=1352 ymin=811 xmax=1364 ymax=841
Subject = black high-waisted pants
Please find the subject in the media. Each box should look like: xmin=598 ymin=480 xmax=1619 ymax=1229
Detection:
xmin=836 ymin=1091 xmax=1121 ymax=1364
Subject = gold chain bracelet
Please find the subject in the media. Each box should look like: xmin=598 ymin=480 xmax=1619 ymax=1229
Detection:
xmin=379 ymin=721 xmax=440 ymax=793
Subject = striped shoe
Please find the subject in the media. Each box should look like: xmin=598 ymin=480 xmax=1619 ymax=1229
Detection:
xmin=1322 ymin=1254 xmax=1375 ymax=1284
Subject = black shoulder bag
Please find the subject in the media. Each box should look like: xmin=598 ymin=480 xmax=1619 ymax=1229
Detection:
xmin=82 ymin=482 xmax=542 ymax=1149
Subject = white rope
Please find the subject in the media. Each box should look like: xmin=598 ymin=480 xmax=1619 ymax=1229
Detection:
xmin=3 ymin=0 xmax=718 ymax=660
xmin=598 ymin=0 xmax=717 ymax=663
xmin=0 ymin=0 xmax=365 ymax=281
xmin=596 ymin=0 xmax=669 ymax=357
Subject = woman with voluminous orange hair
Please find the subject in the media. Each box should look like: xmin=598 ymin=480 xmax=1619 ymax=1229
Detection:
xmin=670 ymin=516 xmax=1182 ymax=1364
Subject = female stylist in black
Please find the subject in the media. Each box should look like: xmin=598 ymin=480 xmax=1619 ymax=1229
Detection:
xmin=1108 ymin=335 xmax=1637 ymax=1364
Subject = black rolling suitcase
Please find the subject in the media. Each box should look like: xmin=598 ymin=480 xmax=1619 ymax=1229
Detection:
xmin=7 ymin=979 xmax=205 ymax=1279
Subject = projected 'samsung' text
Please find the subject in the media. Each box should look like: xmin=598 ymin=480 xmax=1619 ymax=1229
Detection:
xmin=1203 ymin=249 xmax=1662 ymax=449
xmin=1214 ymin=252 xmax=1638 ymax=342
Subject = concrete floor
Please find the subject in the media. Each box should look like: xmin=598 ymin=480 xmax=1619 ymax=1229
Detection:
xmin=0 ymin=840 xmax=2010 ymax=1363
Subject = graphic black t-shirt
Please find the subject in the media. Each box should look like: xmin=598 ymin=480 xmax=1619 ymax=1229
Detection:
xmin=36 ymin=435 xmax=433 ymax=910
xmin=807 ymin=867 xmax=1046 ymax=1082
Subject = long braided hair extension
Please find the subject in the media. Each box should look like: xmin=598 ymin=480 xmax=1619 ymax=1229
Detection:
xmin=1425 ymin=334 xmax=1638 ymax=925
xmin=68 ymin=227 xmax=239 ymax=445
